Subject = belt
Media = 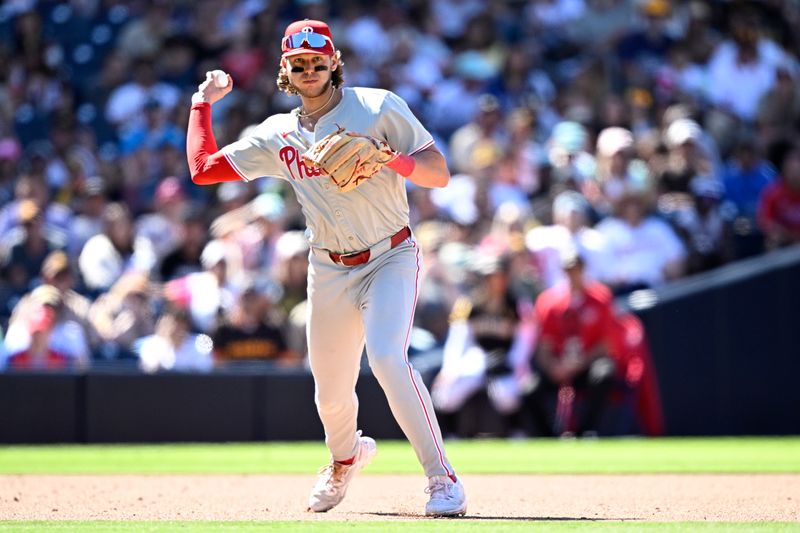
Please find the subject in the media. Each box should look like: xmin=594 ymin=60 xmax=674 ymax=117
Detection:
xmin=328 ymin=226 xmax=411 ymax=267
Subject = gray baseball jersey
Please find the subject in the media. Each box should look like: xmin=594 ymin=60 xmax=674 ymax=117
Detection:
xmin=222 ymin=87 xmax=454 ymax=479
xmin=221 ymin=87 xmax=434 ymax=253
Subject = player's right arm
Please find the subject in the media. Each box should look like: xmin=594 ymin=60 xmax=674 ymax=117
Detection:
xmin=186 ymin=72 xmax=243 ymax=185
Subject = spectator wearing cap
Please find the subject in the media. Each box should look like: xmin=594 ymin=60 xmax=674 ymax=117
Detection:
xmin=89 ymin=272 xmax=156 ymax=359
xmin=673 ymin=176 xmax=733 ymax=273
xmin=2 ymin=284 xmax=90 ymax=371
xmin=69 ymin=176 xmax=109 ymax=257
xmin=164 ymin=239 xmax=238 ymax=334
xmin=8 ymin=250 xmax=100 ymax=353
xmin=79 ymin=203 xmax=155 ymax=293
xmin=449 ymin=94 xmax=507 ymax=175
xmin=526 ymin=252 xmax=618 ymax=437
xmin=595 ymin=187 xmax=686 ymax=295
xmin=135 ymin=176 xmax=188 ymax=265
xmin=432 ymin=253 xmax=535 ymax=437
xmin=586 ymin=126 xmax=649 ymax=216
xmin=158 ymin=203 xmax=208 ymax=282
xmin=546 ymin=121 xmax=595 ymax=191
xmin=526 ymin=191 xmax=613 ymax=289
xmin=216 ymin=180 xmax=251 ymax=214
xmin=721 ymin=139 xmax=776 ymax=258
xmin=658 ymin=118 xmax=716 ymax=196
xmin=757 ymin=142 xmax=800 ymax=249
xmin=272 ymin=231 xmax=311 ymax=319
xmin=0 ymin=200 xmax=66 ymax=305
xmin=212 ymin=276 xmax=300 ymax=367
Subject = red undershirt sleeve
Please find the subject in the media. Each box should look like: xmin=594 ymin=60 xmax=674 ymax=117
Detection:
xmin=186 ymin=102 xmax=242 ymax=185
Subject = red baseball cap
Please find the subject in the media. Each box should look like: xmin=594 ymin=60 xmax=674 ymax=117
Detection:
xmin=281 ymin=19 xmax=335 ymax=57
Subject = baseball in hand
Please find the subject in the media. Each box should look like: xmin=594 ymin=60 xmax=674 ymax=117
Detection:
xmin=211 ymin=70 xmax=229 ymax=88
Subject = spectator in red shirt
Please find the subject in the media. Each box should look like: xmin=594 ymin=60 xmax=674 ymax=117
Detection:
xmin=526 ymin=252 xmax=617 ymax=436
xmin=758 ymin=142 xmax=800 ymax=249
xmin=3 ymin=285 xmax=74 ymax=371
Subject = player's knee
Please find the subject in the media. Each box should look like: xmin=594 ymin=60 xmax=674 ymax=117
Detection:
xmin=366 ymin=351 xmax=408 ymax=383
xmin=316 ymin=394 xmax=355 ymax=417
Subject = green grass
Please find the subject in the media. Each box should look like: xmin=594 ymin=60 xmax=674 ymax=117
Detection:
xmin=1 ymin=522 xmax=799 ymax=532
xmin=0 ymin=437 xmax=799 ymax=475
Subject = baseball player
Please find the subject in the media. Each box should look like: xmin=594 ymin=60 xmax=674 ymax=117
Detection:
xmin=186 ymin=19 xmax=466 ymax=517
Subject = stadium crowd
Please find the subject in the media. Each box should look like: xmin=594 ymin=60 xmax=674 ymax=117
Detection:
xmin=1 ymin=0 xmax=799 ymax=435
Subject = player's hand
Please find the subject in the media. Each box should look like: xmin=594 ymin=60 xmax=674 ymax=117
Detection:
xmin=191 ymin=71 xmax=234 ymax=105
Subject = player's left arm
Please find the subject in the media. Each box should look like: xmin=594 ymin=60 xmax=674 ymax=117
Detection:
xmin=396 ymin=146 xmax=449 ymax=189
xmin=378 ymin=91 xmax=449 ymax=189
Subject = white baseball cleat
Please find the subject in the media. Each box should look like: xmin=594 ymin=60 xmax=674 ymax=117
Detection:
xmin=425 ymin=475 xmax=467 ymax=517
xmin=308 ymin=433 xmax=377 ymax=512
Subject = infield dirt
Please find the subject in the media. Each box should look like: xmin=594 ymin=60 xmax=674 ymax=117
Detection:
xmin=1 ymin=474 xmax=798 ymax=522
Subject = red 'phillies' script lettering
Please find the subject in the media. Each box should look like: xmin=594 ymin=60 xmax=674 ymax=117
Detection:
xmin=279 ymin=146 xmax=322 ymax=181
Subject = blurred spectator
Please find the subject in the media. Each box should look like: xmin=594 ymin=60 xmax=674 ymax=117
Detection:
xmin=615 ymin=0 xmax=674 ymax=82
xmin=428 ymin=51 xmax=494 ymax=138
xmin=757 ymin=142 xmax=800 ymax=249
xmin=527 ymin=252 xmax=617 ymax=437
xmin=115 ymin=3 xmax=172 ymax=60
xmin=8 ymin=250 xmax=99 ymax=351
xmin=595 ymin=189 xmax=686 ymax=294
xmin=68 ymin=176 xmax=109 ymax=257
xmin=135 ymin=176 xmax=188 ymax=265
xmin=0 ymin=174 xmax=72 ymax=248
xmin=432 ymin=254 xmax=535 ymax=437
xmin=221 ymin=192 xmax=287 ymax=272
xmin=546 ymin=121 xmax=595 ymax=191
xmin=449 ymin=94 xmax=506 ymax=175
xmin=212 ymin=277 xmax=299 ymax=367
xmin=3 ymin=284 xmax=90 ymax=371
xmin=79 ymin=202 xmax=153 ymax=293
xmin=757 ymin=64 xmax=800 ymax=148
xmin=585 ymin=126 xmax=647 ymax=216
xmin=721 ymin=139 xmax=775 ymax=258
xmin=104 ymin=57 xmax=180 ymax=132
xmin=706 ymin=6 xmax=784 ymax=123
xmin=119 ymin=97 xmax=184 ymax=157
xmin=159 ymin=203 xmax=208 ymax=281
xmin=272 ymin=230 xmax=310 ymax=319
xmin=89 ymin=272 xmax=156 ymax=360
xmin=164 ymin=239 xmax=238 ymax=334
xmin=0 ymin=200 xmax=66 ymax=313
xmin=526 ymin=191 xmax=612 ymax=288
xmin=673 ymin=176 xmax=733 ymax=274
xmin=658 ymin=118 xmax=714 ymax=196
xmin=137 ymin=305 xmax=214 ymax=374
xmin=216 ymin=180 xmax=251 ymax=214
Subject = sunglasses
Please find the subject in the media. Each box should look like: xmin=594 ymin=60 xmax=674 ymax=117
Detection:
xmin=282 ymin=31 xmax=333 ymax=50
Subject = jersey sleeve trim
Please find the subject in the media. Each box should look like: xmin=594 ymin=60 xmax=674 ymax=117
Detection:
xmin=408 ymin=139 xmax=435 ymax=156
xmin=222 ymin=151 xmax=252 ymax=182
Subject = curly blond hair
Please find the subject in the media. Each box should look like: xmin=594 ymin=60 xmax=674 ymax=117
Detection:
xmin=277 ymin=51 xmax=344 ymax=95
